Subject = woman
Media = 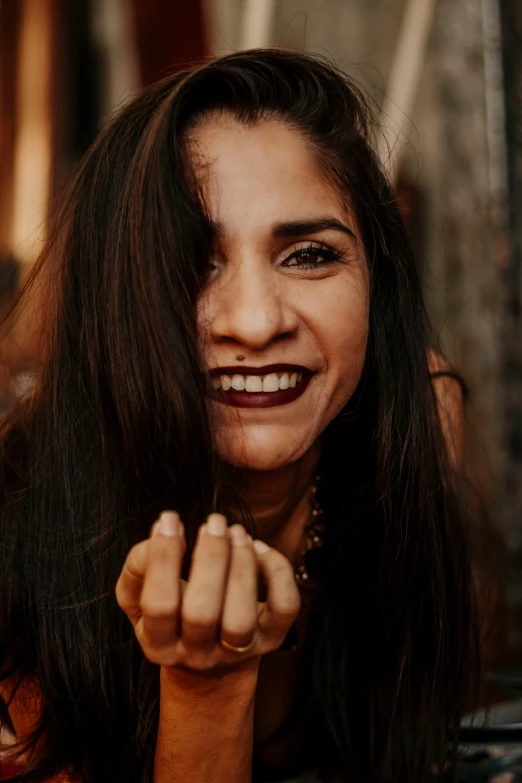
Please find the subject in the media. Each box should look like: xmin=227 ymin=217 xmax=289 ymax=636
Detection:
xmin=0 ymin=50 xmax=478 ymax=783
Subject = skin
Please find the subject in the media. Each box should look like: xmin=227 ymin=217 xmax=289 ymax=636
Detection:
xmin=196 ymin=115 xmax=369 ymax=469
xmin=427 ymin=350 xmax=464 ymax=469
xmin=115 ymin=117 xmax=462 ymax=782
xmin=195 ymin=113 xmax=369 ymax=558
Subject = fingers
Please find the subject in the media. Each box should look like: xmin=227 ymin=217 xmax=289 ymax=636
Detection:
xmin=220 ymin=526 xmax=258 ymax=649
xmin=137 ymin=512 xmax=186 ymax=652
xmin=181 ymin=514 xmax=231 ymax=648
xmin=115 ymin=509 xmax=300 ymax=671
xmin=253 ymin=541 xmax=301 ymax=645
xmin=115 ymin=539 xmax=149 ymax=626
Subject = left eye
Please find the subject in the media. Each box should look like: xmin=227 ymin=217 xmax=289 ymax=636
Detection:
xmin=283 ymin=245 xmax=341 ymax=268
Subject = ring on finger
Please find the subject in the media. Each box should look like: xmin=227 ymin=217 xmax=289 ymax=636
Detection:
xmin=219 ymin=631 xmax=257 ymax=654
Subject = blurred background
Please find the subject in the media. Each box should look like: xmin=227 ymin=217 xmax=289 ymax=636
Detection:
xmin=0 ymin=0 xmax=521 ymax=671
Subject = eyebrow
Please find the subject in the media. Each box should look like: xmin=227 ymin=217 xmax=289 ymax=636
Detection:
xmin=209 ymin=217 xmax=357 ymax=241
xmin=272 ymin=218 xmax=356 ymax=241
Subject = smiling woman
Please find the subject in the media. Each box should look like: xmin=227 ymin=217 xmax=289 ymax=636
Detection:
xmin=194 ymin=115 xmax=368 ymax=470
xmin=0 ymin=50 xmax=478 ymax=783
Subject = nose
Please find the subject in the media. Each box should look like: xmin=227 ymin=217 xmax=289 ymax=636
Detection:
xmin=208 ymin=258 xmax=296 ymax=351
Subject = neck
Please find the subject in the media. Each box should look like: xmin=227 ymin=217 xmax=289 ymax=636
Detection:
xmin=230 ymin=439 xmax=322 ymax=566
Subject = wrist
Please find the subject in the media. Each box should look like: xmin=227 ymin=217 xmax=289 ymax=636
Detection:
xmin=160 ymin=657 xmax=260 ymax=701
xmin=155 ymin=662 xmax=257 ymax=783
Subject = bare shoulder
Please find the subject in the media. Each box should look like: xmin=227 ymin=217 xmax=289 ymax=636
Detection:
xmin=426 ymin=349 xmax=464 ymax=468
xmin=426 ymin=349 xmax=465 ymax=400
xmin=427 ymin=348 xmax=456 ymax=376
xmin=427 ymin=348 xmax=447 ymax=374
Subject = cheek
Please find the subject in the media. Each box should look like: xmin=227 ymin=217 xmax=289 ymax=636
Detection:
xmin=314 ymin=281 xmax=369 ymax=405
xmin=330 ymin=306 xmax=368 ymax=373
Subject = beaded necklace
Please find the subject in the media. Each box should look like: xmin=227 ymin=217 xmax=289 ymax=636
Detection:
xmin=294 ymin=474 xmax=325 ymax=585
xmin=279 ymin=475 xmax=325 ymax=652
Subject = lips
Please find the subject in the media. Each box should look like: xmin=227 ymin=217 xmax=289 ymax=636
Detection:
xmin=207 ymin=372 xmax=314 ymax=408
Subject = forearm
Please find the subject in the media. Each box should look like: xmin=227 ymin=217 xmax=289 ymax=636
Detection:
xmin=153 ymin=663 xmax=258 ymax=783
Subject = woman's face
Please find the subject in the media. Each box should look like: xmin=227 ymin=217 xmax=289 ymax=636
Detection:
xmin=193 ymin=114 xmax=369 ymax=471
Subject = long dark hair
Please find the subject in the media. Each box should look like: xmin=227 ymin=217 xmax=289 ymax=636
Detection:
xmin=0 ymin=49 xmax=479 ymax=782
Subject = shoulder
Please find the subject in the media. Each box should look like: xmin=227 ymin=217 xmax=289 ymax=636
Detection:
xmin=427 ymin=348 xmax=449 ymax=375
xmin=0 ymin=678 xmax=77 ymax=781
xmin=0 ymin=677 xmax=42 ymax=738
xmin=426 ymin=349 xmax=465 ymax=468
xmin=427 ymin=349 xmax=468 ymax=398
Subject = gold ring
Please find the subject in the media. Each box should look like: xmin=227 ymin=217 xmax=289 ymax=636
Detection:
xmin=219 ymin=632 xmax=257 ymax=654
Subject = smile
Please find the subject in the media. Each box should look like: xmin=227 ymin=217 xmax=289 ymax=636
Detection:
xmin=206 ymin=366 xmax=314 ymax=408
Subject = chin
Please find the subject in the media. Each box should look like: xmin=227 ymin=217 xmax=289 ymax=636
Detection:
xmin=216 ymin=424 xmax=313 ymax=471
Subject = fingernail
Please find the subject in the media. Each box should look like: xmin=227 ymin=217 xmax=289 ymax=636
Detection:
xmin=230 ymin=525 xmax=248 ymax=546
xmin=155 ymin=512 xmax=181 ymax=537
xmin=253 ymin=540 xmax=270 ymax=554
xmin=206 ymin=513 xmax=227 ymax=537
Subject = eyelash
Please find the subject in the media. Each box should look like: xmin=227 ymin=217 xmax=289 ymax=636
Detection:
xmin=207 ymin=242 xmax=342 ymax=277
xmin=282 ymin=242 xmax=343 ymax=270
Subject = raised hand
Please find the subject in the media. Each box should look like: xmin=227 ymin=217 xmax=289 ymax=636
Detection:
xmin=115 ymin=512 xmax=301 ymax=671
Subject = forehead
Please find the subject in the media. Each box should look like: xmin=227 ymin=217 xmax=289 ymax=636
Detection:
xmin=187 ymin=114 xmax=349 ymax=234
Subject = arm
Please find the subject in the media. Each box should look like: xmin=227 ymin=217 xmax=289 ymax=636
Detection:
xmin=116 ymin=513 xmax=300 ymax=783
xmin=154 ymin=664 xmax=258 ymax=783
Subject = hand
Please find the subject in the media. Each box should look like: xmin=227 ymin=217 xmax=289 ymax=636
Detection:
xmin=115 ymin=512 xmax=301 ymax=672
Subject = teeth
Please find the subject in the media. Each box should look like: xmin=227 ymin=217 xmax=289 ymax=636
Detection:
xmin=262 ymin=373 xmax=280 ymax=392
xmin=245 ymin=375 xmax=263 ymax=392
xmin=212 ymin=371 xmax=306 ymax=393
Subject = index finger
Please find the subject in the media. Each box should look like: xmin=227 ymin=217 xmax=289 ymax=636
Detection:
xmin=115 ymin=514 xmax=186 ymax=627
